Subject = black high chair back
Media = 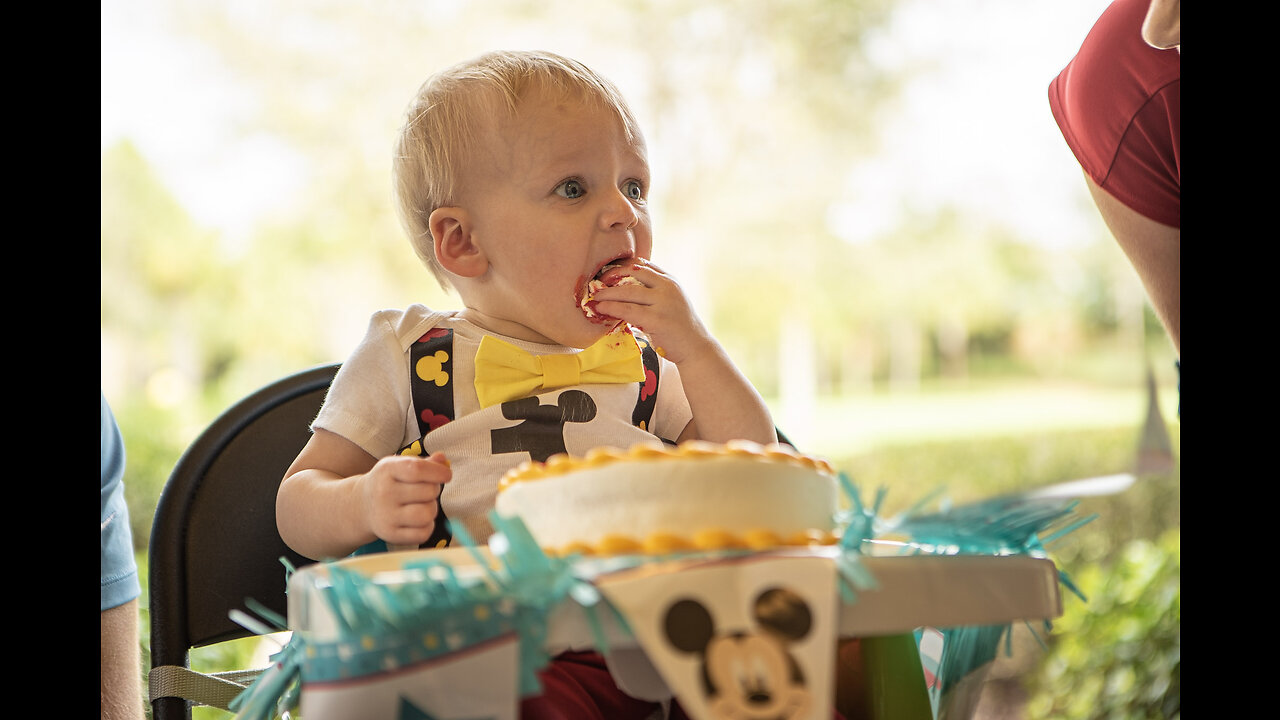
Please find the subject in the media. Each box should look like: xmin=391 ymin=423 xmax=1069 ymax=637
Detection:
xmin=147 ymin=363 xmax=337 ymax=719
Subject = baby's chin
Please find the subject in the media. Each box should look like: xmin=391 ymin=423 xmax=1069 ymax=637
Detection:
xmin=560 ymin=316 xmax=629 ymax=349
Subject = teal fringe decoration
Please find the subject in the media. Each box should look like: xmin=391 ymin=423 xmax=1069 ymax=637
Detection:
xmin=472 ymin=513 xmax=598 ymax=697
xmin=227 ymin=577 xmax=306 ymax=720
xmin=885 ymin=491 xmax=1093 ymax=557
xmin=833 ymin=473 xmax=882 ymax=603
xmin=926 ymin=624 xmax=1009 ymax=716
xmin=835 ymin=472 xmax=882 ymax=549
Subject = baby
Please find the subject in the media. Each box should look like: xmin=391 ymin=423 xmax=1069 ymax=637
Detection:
xmin=278 ymin=49 xmax=775 ymax=560
xmin=275 ymin=49 xmax=847 ymax=720
xmin=279 ymin=51 xmax=773 ymax=561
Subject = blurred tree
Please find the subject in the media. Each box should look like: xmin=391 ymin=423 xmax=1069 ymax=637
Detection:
xmin=101 ymin=0 xmax=1157 ymax=541
xmin=104 ymin=0 xmax=1155 ymax=401
xmin=101 ymin=140 xmax=249 ymax=418
xmin=850 ymin=208 xmax=1045 ymax=388
xmin=150 ymin=0 xmax=903 ymax=396
xmin=101 ymin=0 xmax=903 ymax=538
xmin=102 ymin=140 xmax=237 ymax=541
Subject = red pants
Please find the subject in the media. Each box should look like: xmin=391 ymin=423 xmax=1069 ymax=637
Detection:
xmin=521 ymin=650 xmax=849 ymax=720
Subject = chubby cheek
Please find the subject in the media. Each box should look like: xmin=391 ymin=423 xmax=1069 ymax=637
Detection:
xmin=521 ymin=270 xmax=613 ymax=344
xmin=514 ymin=252 xmax=577 ymax=298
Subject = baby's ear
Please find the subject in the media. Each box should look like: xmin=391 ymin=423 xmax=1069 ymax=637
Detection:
xmin=430 ymin=207 xmax=487 ymax=278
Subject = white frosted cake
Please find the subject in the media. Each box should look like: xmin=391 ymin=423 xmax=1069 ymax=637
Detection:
xmin=494 ymin=440 xmax=840 ymax=557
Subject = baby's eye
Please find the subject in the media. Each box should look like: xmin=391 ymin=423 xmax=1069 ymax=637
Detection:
xmin=623 ymin=180 xmax=645 ymax=201
xmin=555 ymin=180 xmax=585 ymax=199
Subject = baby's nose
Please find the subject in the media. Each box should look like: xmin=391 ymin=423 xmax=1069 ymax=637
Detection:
xmin=601 ymin=188 xmax=639 ymax=231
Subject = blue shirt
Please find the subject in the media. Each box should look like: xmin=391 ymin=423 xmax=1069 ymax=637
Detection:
xmin=101 ymin=392 xmax=140 ymax=611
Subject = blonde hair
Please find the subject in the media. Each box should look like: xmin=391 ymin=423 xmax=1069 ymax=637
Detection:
xmin=393 ymin=50 xmax=644 ymax=288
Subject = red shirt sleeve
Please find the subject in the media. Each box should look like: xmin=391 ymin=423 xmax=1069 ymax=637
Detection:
xmin=1049 ymin=0 xmax=1180 ymax=228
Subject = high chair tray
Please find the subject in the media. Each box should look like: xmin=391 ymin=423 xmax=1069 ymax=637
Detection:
xmin=287 ymin=544 xmax=1062 ymax=643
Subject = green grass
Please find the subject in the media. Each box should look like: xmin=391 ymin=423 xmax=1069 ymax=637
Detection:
xmin=778 ymin=380 xmax=1178 ymax=458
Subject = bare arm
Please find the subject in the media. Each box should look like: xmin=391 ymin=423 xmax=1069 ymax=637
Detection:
xmin=1141 ymin=0 xmax=1180 ymax=50
xmin=101 ymin=598 xmax=144 ymax=720
xmin=593 ymin=260 xmax=776 ymax=445
xmin=1085 ymin=174 xmax=1180 ymax=355
xmin=277 ymin=428 xmax=451 ymax=560
xmin=671 ymin=339 xmax=778 ymax=445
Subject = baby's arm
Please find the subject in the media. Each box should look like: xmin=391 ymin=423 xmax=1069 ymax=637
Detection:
xmin=277 ymin=428 xmax=451 ymax=560
xmin=591 ymin=261 xmax=776 ymax=445
xmin=669 ymin=336 xmax=777 ymax=445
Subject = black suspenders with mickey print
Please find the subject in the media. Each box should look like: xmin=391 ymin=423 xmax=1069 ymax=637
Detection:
xmin=353 ymin=327 xmax=663 ymax=555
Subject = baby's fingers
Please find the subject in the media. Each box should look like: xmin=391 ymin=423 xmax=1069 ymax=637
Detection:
xmin=394 ymin=477 xmax=445 ymax=505
xmin=386 ymin=453 xmax=452 ymax=484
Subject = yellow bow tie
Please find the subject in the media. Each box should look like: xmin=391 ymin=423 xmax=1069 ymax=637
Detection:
xmin=473 ymin=332 xmax=645 ymax=408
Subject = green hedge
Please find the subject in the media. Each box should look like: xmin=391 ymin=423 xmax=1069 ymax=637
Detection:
xmin=832 ymin=425 xmax=1180 ymax=719
xmin=1028 ymin=530 xmax=1180 ymax=719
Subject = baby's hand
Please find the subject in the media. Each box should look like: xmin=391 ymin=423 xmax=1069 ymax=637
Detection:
xmin=588 ymin=260 xmax=715 ymax=365
xmin=360 ymin=453 xmax=451 ymax=548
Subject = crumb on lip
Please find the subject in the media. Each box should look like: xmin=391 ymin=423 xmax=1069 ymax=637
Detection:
xmin=578 ymin=261 xmax=642 ymax=320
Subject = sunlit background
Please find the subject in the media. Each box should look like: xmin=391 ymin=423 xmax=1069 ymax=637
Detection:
xmin=101 ymin=1 xmax=1179 ymax=717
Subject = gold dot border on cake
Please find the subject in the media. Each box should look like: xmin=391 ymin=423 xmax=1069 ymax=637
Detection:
xmin=544 ymin=527 xmax=840 ymax=558
xmin=497 ymin=439 xmax=837 ymax=491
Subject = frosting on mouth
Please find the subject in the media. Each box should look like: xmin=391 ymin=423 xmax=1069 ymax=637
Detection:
xmin=578 ymin=262 xmax=643 ymax=320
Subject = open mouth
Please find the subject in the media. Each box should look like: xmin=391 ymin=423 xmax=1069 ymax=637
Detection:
xmin=578 ymin=259 xmax=643 ymax=321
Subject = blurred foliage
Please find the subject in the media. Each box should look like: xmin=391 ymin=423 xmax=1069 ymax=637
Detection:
xmin=1028 ymin=530 xmax=1180 ymax=719
xmin=831 ymin=426 xmax=1162 ymax=516
xmin=835 ymin=424 xmax=1179 ymax=720
xmin=1023 ymin=449 xmax=1180 ymax=719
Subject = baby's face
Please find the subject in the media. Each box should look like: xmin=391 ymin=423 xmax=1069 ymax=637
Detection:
xmin=456 ymin=84 xmax=653 ymax=348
